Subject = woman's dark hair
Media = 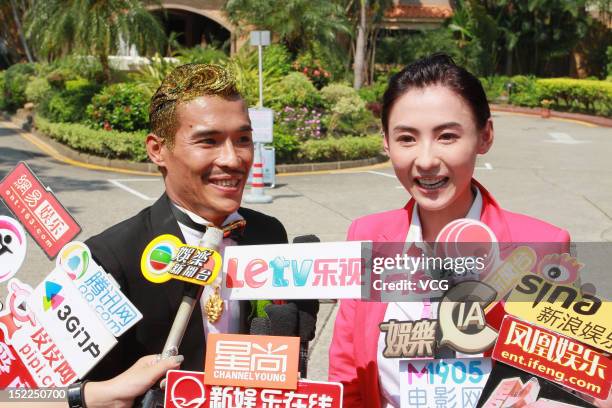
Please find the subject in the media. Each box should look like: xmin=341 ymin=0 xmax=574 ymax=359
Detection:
xmin=381 ymin=53 xmax=490 ymax=133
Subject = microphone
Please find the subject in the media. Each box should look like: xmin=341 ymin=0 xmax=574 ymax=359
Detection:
xmin=292 ymin=235 xmax=320 ymax=378
xmin=140 ymin=227 xmax=223 ymax=408
xmin=249 ymin=317 xmax=271 ymax=335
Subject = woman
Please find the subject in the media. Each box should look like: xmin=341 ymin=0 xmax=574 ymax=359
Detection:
xmin=328 ymin=54 xmax=571 ymax=408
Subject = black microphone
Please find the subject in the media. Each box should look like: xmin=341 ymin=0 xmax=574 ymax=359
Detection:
xmin=249 ymin=317 xmax=272 ymax=335
xmin=264 ymin=302 xmax=299 ymax=336
xmin=294 ymin=234 xmax=321 ymax=378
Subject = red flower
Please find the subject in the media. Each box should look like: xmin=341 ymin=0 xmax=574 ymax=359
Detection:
xmin=103 ymin=121 xmax=112 ymax=131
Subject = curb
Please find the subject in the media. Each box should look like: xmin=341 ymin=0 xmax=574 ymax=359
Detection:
xmin=490 ymin=104 xmax=612 ymax=127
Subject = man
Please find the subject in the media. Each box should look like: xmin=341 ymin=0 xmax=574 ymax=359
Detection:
xmin=84 ymin=64 xmax=314 ymax=381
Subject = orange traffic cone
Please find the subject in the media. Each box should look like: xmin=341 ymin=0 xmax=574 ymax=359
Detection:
xmin=244 ymin=143 xmax=273 ymax=203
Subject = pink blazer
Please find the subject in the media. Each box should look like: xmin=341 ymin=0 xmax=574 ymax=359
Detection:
xmin=328 ymin=180 xmax=570 ymax=408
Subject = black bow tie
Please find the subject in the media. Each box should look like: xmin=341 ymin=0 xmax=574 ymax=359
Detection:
xmin=171 ymin=205 xmax=246 ymax=239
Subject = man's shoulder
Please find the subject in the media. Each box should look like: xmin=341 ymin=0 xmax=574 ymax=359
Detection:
xmin=238 ymin=207 xmax=287 ymax=244
xmin=86 ymin=205 xmax=152 ymax=246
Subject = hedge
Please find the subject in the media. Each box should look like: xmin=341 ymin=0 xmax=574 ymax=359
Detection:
xmin=299 ymin=134 xmax=383 ymax=162
xmin=35 ymin=115 xmax=148 ymax=162
xmin=536 ymin=78 xmax=611 ymax=117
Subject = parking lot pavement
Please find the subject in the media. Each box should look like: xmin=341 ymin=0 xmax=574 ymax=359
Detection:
xmin=1 ymin=112 xmax=611 ymax=380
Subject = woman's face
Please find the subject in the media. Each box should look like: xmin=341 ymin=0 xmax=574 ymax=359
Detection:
xmin=384 ymin=85 xmax=493 ymax=213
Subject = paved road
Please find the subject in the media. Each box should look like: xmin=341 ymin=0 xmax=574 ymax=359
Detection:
xmin=0 ymin=112 xmax=611 ymax=380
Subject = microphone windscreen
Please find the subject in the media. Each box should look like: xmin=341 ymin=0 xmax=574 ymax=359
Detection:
xmin=250 ymin=317 xmax=272 ymax=335
xmin=292 ymin=300 xmax=319 ymax=342
xmin=292 ymin=234 xmax=320 ymax=243
xmin=264 ymin=302 xmax=298 ymax=337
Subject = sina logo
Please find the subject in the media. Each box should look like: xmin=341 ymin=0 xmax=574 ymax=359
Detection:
xmin=43 ymin=281 xmax=64 ymax=311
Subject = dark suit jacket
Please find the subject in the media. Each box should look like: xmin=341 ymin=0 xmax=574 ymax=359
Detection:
xmin=84 ymin=193 xmax=288 ymax=381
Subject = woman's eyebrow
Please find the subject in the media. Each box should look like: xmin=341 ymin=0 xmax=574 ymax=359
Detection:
xmin=392 ymin=125 xmax=419 ymax=134
xmin=433 ymin=122 xmax=462 ymax=132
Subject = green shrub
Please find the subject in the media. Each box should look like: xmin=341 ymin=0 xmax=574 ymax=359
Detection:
xmin=267 ymin=72 xmax=322 ymax=111
xmin=299 ymin=134 xmax=382 ymax=162
xmin=176 ymin=46 xmax=228 ymax=65
xmin=273 ymin=131 xmax=301 ymax=163
xmin=292 ymin=51 xmax=332 ymax=89
xmin=86 ymin=83 xmax=151 ymax=131
xmin=480 ymin=76 xmax=511 ymax=102
xmin=40 ymin=79 xmax=100 ymax=123
xmin=320 ymin=83 xmax=376 ymax=136
xmin=35 ymin=115 xmax=148 ymax=161
xmin=358 ymin=76 xmax=388 ymax=104
xmin=320 ymin=83 xmax=357 ymax=107
xmin=607 ymin=46 xmax=612 ymax=79
xmin=537 ymin=78 xmax=612 ymax=117
xmin=2 ymin=63 xmax=36 ymax=111
xmin=0 ymin=71 xmax=5 ymax=111
xmin=226 ymin=44 xmax=292 ymax=106
xmin=508 ymin=76 xmax=540 ymax=108
xmin=25 ymin=77 xmax=52 ymax=104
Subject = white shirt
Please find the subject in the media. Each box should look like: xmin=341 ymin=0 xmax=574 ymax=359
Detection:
xmin=378 ymin=187 xmax=483 ymax=408
xmin=173 ymin=204 xmax=243 ymax=336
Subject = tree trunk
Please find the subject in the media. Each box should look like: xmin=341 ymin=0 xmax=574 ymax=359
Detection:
xmin=353 ymin=0 xmax=367 ymax=90
xmin=10 ymin=0 xmax=33 ymax=63
xmin=100 ymin=54 xmax=111 ymax=83
xmin=504 ymin=46 xmax=512 ymax=76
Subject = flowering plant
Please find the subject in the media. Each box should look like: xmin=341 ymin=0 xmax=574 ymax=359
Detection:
xmin=292 ymin=59 xmax=331 ymax=89
xmin=277 ymin=106 xmax=324 ymax=140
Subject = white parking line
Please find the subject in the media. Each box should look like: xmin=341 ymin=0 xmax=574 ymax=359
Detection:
xmin=108 ymin=179 xmax=156 ymax=201
xmin=364 ymin=170 xmax=396 ymax=178
xmin=546 ymin=132 xmax=589 ymax=144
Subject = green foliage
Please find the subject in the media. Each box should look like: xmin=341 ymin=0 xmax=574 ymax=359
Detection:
xmin=86 ymin=83 xmax=151 ymax=132
xmin=226 ymin=44 xmax=293 ymax=107
xmin=225 ymin=0 xmax=349 ymax=56
xmin=272 ymin=131 xmax=301 ymax=163
xmin=39 ymin=79 xmax=101 ymax=123
xmin=25 ymin=77 xmax=52 ymax=104
xmin=298 ymin=134 xmax=382 ymax=162
xmin=292 ymin=50 xmax=333 ymax=89
xmin=35 ymin=114 xmax=148 ymax=161
xmin=129 ymin=55 xmax=179 ymax=93
xmin=607 ymin=46 xmax=612 ymax=79
xmin=537 ymin=78 xmax=612 ymax=116
xmin=358 ymin=76 xmax=388 ymax=104
xmin=0 ymin=71 xmax=6 ymax=111
xmin=267 ymin=72 xmax=321 ymax=111
xmin=176 ymin=46 xmax=228 ymax=65
xmin=2 ymin=63 xmax=36 ymax=111
xmin=508 ymin=76 xmax=541 ymax=107
xmin=25 ymin=0 xmax=166 ymax=81
xmin=479 ymin=76 xmax=511 ymax=102
xmin=320 ymin=83 xmax=376 ymax=136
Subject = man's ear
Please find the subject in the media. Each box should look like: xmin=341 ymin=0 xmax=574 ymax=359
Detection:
xmin=146 ymin=133 xmax=166 ymax=167
xmin=478 ymin=119 xmax=494 ymax=154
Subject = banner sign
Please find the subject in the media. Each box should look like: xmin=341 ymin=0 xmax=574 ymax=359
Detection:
xmin=26 ymin=268 xmax=117 ymax=378
xmin=399 ymin=358 xmax=492 ymax=408
xmin=0 ymin=278 xmax=76 ymax=387
xmin=505 ymin=273 xmax=611 ymax=351
xmin=57 ymin=242 xmax=142 ymax=337
xmin=0 ymin=162 xmax=81 ymax=258
xmin=492 ymin=315 xmax=611 ymax=399
xmin=164 ymin=370 xmax=343 ymax=408
xmin=0 ymin=215 xmax=27 ymax=283
xmin=222 ymin=241 xmax=364 ymax=300
xmin=141 ymin=234 xmax=222 ymax=286
xmin=204 ymin=333 xmax=299 ymax=390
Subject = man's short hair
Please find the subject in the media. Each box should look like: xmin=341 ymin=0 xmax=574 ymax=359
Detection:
xmin=149 ymin=63 xmax=241 ymax=147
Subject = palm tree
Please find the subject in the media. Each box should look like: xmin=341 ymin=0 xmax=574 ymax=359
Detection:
xmin=25 ymin=0 xmax=166 ymax=82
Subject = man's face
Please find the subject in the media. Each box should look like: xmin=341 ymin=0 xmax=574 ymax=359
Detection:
xmin=158 ymin=95 xmax=253 ymax=226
